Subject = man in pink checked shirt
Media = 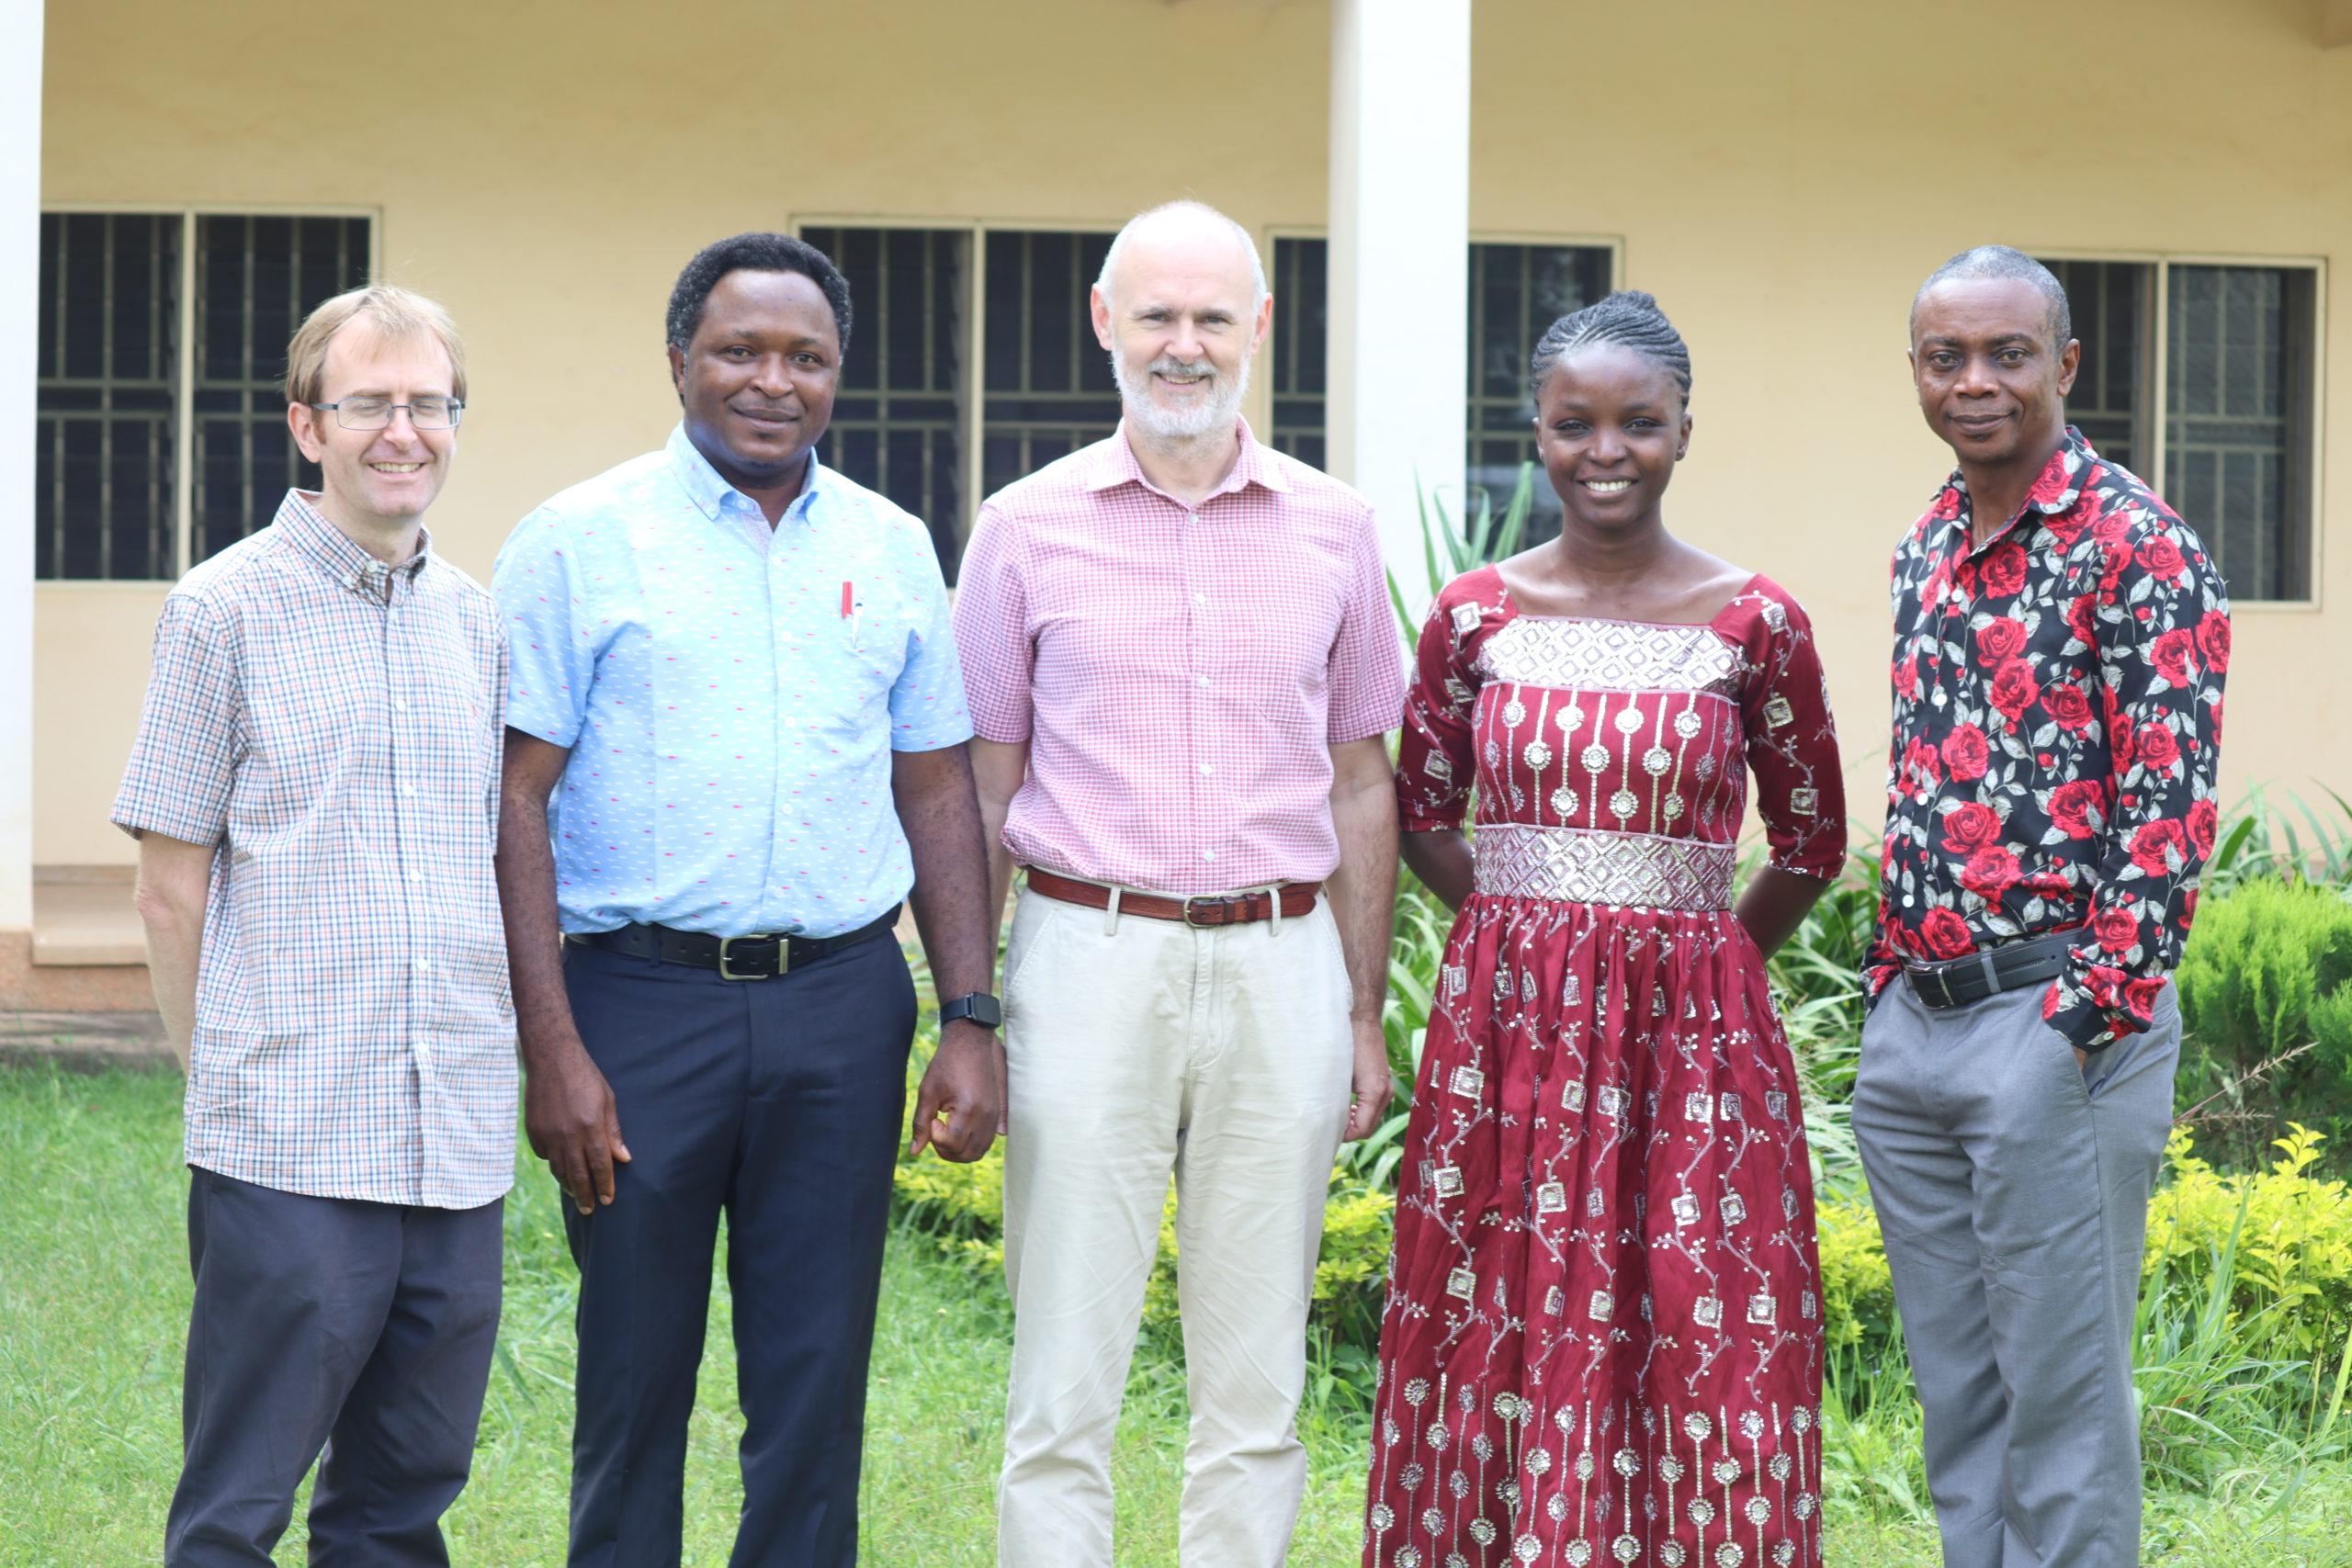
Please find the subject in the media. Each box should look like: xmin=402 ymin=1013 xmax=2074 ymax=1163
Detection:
xmin=953 ymin=200 xmax=1406 ymax=1568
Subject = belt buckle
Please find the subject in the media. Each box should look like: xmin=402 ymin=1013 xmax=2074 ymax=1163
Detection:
xmin=717 ymin=934 xmax=782 ymax=981
xmin=1182 ymin=894 xmax=1239 ymax=929
xmin=1905 ymin=962 xmax=1950 ymax=1010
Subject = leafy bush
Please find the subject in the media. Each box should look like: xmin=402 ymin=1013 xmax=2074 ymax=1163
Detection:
xmin=2145 ymin=1124 xmax=2352 ymax=1363
xmin=2175 ymin=875 xmax=2352 ymax=1168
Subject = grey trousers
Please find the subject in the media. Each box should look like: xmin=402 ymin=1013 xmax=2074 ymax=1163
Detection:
xmin=165 ymin=1168 xmax=505 ymax=1567
xmin=1853 ymin=978 xmax=2178 ymax=1568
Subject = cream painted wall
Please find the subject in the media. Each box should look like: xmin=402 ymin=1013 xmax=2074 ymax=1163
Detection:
xmin=35 ymin=0 xmax=2352 ymax=865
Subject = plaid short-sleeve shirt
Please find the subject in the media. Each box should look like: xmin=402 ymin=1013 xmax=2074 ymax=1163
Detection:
xmin=112 ymin=492 xmax=514 ymax=1210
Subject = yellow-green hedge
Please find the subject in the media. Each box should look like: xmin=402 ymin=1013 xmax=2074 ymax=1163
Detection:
xmin=896 ymin=1122 xmax=2352 ymax=1369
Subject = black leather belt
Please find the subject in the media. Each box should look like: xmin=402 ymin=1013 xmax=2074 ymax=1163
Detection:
xmin=567 ymin=906 xmax=901 ymax=980
xmin=1901 ymin=929 xmax=2077 ymax=1010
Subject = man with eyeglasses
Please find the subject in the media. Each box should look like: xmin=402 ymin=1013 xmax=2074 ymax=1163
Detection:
xmin=492 ymin=231 xmax=1001 ymax=1568
xmin=115 ymin=284 xmax=512 ymax=1566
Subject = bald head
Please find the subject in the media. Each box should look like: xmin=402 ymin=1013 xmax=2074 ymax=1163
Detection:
xmin=1095 ymin=200 xmax=1267 ymax=312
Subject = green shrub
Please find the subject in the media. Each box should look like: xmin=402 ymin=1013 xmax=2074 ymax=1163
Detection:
xmin=2175 ymin=875 xmax=2352 ymax=1168
xmin=2144 ymin=1124 xmax=2352 ymax=1363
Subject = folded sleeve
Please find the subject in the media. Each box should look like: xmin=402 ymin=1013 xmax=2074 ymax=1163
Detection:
xmin=492 ymin=506 xmax=596 ymax=749
xmin=949 ymin=501 xmax=1036 ymax=745
xmin=111 ymin=593 xmax=242 ymax=846
xmin=1738 ymin=581 xmax=1847 ymax=883
xmin=1394 ymin=583 xmax=1485 ymax=833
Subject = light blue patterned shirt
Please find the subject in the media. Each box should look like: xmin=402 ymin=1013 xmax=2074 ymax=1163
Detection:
xmin=495 ymin=424 xmax=971 ymax=939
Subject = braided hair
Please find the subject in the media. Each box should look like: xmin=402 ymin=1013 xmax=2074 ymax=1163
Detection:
xmin=1527 ymin=290 xmax=1691 ymax=408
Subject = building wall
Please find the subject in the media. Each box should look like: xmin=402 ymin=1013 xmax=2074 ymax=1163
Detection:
xmin=36 ymin=0 xmax=2352 ymax=864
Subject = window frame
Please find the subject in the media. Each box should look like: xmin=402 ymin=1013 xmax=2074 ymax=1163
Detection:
xmin=2033 ymin=247 xmax=2327 ymax=610
xmin=793 ymin=214 xmax=1124 ymax=552
xmin=36 ymin=202 xmax=381 ymax=587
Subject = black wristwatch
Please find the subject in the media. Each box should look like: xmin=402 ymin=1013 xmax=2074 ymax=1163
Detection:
xmin=939 ymin=992 xmax=1003 ymax=1031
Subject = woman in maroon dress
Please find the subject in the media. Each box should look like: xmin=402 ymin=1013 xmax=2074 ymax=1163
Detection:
xmin=1364 ymin=293 xmax=1846 ymax=1568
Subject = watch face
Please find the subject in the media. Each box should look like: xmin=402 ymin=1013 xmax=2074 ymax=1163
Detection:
xmin=948 ymin=993 xmax=1002 ymax=1030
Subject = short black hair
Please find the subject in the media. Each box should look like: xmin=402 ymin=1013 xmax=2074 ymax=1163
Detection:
xmin=1528 ymin=289 xmax=1692 ymax=407
xmin=1911 ymin=245 xmax=2071 ymax=348
xmin=664 ymin=232 xmax=854 ymax=358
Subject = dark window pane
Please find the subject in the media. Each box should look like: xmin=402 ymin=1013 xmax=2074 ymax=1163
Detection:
xmin=1466 ymin=243 xmax=1612 ymax=547
xmin=2165 ymin=265 xmax=2314 ymax=602
xmin=191 ymin=214 xmax=371 ymax=560
xmin=978 ymin=231 xmax=1120 ymax=517
xmin=2040 ymin=259 xmax=2150 ymax=476
xmin=1271 ymin=237 xmax=1328 ymax=466
xmin=35 ymin=212 xmax=180 ymax=580
xmin=805 ymin=227 xmax=969 ymax=577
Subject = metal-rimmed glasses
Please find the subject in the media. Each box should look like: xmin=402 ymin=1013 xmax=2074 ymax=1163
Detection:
xmin=309 ymin=396 xmax=466 ymax=431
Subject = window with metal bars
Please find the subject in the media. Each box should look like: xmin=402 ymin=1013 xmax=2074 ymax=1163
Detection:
xmin=1260 ymin=238 xmax=1615 ymax=547
xmin=981 ymin=230 xmax=1121 ymax=504
xmin=34 ymin=210 xmax=373 ymax=581
xmin=805 ymin=226 xmax=969 ymax=574
xmin=2035 ymin=256 xmax=2317 ymax=602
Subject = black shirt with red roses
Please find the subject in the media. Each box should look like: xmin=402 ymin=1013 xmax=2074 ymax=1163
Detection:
xmin=1867 ymin=425 xmax=2230 ymax=1053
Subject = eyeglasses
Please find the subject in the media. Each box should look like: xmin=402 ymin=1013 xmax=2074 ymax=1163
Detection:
xmin=309 ymin=397 xmax=465 ymax=431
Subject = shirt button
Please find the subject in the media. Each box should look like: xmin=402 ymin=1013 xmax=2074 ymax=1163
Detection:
xmin=393 ymin=698 xmax=410 ymax=713
xmin=408 ymin=871 xmax=424 ymax=884
xmin=413 ymin=959 xmax=431 ymax=973
xmin=1193 ymin=592 xmax=1207 ymax=606
xmin=400 ymin=784 xmax=417 ymax=797
xmin=1199 ymin=763 xmax=1214 ymax=776
xmin=1200 ymin=849 xmax=1216 ymax=863
xmin=1195 ymin=674 xmax=1210 ymax=688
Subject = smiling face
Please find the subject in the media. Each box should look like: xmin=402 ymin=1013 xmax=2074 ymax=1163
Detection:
xmin=668 ymin=267 xmax=841 ymax=493
xmin=1091 ymin=210 xmax=1270 ymax=444
xmin=1910 ymin=276 xmax=2079 ymax=470
xmin=1533 ymin=344 xmax=1692 ymax=535
xmin=286 ymin=322 xmax=458 ymax=540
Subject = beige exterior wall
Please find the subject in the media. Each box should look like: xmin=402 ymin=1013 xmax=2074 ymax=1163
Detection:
xmin=36 ymin=0 xmax=2352 ymax=865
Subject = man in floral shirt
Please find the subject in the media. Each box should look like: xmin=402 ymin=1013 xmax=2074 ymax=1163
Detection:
xmin=1856 ymin=246 xmax=2228 ymax=1568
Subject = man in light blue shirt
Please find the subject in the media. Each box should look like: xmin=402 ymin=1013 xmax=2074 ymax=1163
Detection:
xmin=492 ymin=231 xmax=1002 ymax=1568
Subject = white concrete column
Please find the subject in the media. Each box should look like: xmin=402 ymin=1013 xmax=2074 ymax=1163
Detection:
xmin=1 ymin=0 xmax=40 ymax=933
xmin=1328 ymin=0 xmax=1470 ymax=618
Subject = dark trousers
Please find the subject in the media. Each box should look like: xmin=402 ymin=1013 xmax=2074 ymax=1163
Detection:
xmin=560 ymin=934 xmax=916 ymax=1568
xmin=165 ymin=1168 xmax=504 ymax=1567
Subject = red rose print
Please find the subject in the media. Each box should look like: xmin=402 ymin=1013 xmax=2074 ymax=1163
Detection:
xmin=2041 ymin=683 xmax=2096 ymax=730
xmin=1940 ymin=724 xmax=1990 ymax=781
xmin=1941 ymin=802 xmax=2003 ymax=852
xmin=2107 ymin=710 xmax=2136 ymax=770
xmin=1960 ymin=846 xmax=2023 ymax=898
xmin=2122 ymin=976 xmax=2166 ymax=1020
xmin=2129 ymin=818 xmax=2188 ymax=876
xmin=2136 ymin=723 xmax=2182 ymax=773
xmin=1989 ymin=660 xmax=2040 ymax=718
xmin=2092 ymin=907 xmax=2141 ymax=953
xmin=1980 ymin=542 xmax=2029 ymax=598
xmin=1894 ymin=657 xmax=1919 ymax=700
xmin=2137 ymin=536 xmax=2188 ymax=581
xmin=1918 ymin=908 xmax=1975 ymax=958
xmin=2099 ymin=541 xmax=2132 ymax=592
xmin=1976 ymin=617 xmax=2029 ymax=663
xmin=1931 ymin=489 xmax=1962 ymax=523
xmin=2049 ymin=779 xmax=2108 ymax=839
xmin=1903 ymin=738 xmax=1943 ymax=790
xmin=2195 ymin=611 xmax=2231 ymax=673
xmin=2186 ymin=797 xmax=2218 ymax=858
xmin=2065 ymin=593 xmax=2098 ymax=649
xmin=2092 ymin=507 xmax=2132 ymax=546
xmin=2148 ymin=628 xmax=2196 ymax=688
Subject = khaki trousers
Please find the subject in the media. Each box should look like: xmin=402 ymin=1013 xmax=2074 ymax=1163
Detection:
xmin=995 ymin=882 xmax=1354 ymax=1568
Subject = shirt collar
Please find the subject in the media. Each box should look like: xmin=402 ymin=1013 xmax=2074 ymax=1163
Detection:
xmin=1081 ymin=416 xmax=1291 ymax=500
xmin=275 ymin=490 xmax=432 ymax=597
xmin=1934 ymin=424 xmax=2094 ymax=551
xmin=666 ymin=422 xmax=830 ymax=527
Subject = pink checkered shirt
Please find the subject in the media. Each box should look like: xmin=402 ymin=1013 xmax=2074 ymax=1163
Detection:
xmin=953 ymin=422 xmax=1407 ymax=897
xmin=112 ymin=491 xmax=513 ymax=1210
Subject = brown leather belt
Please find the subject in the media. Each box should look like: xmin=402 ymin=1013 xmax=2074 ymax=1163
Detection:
xmin=1023 ymin=866 xmax=1321 ymax=928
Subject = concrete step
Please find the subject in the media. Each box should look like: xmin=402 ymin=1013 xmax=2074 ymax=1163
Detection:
xmin=33 ymin=867 xmax=145 ymax=966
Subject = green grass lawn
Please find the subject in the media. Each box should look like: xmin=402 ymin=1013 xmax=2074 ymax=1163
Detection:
xmin=4 ymin=1062 xmax=2349 ymax=1565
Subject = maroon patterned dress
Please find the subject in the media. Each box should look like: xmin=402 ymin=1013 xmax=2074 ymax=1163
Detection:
xmin=1365 ymin=567 xmax=1846 ymax=1568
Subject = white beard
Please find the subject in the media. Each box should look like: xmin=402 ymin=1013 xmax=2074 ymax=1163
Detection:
xmin=1114 ymin=351 xmax=1251 ymax=443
